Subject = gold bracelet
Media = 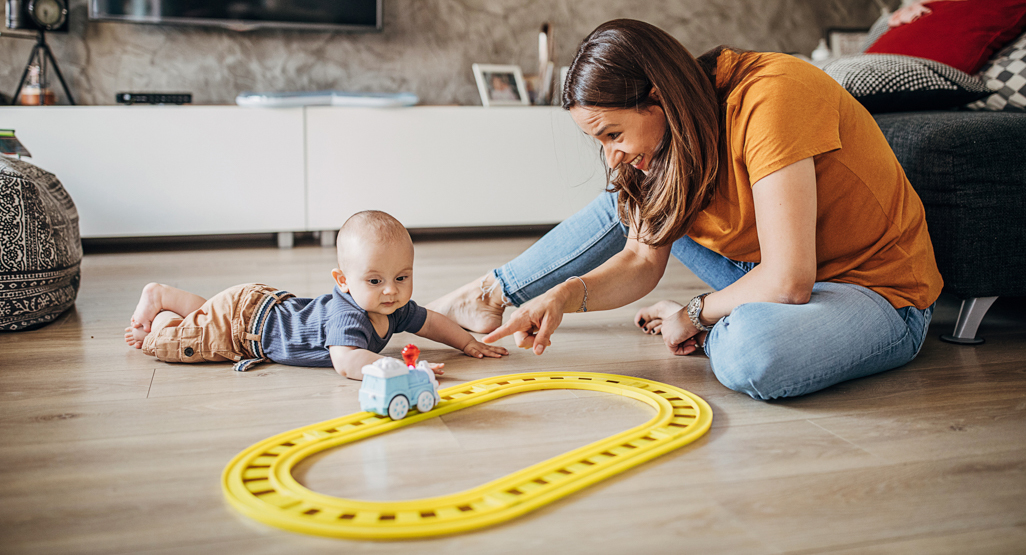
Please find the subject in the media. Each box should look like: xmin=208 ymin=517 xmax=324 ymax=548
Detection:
xmin=565 ymin=276 xmax=588 ymax=313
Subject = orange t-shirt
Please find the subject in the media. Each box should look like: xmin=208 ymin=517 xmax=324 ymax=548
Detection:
xmin=686 ymin=51 xmax=943 ymax=310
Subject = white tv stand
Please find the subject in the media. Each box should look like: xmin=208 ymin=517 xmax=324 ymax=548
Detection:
xmin=3 ymin=106 xmax=606 ymax=244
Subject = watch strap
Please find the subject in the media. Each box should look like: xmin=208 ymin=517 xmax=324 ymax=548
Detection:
xmin=687 ymin=293 xmax=713 ymax=332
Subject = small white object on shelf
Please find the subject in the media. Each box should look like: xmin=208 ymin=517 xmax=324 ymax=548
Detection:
xmin=236 ymin=90 xmax=419 ymax=108
xmin=811 ymin=38 xmax=832 ymax=62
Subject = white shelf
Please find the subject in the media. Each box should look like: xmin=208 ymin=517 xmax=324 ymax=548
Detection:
xmin=2 ymin=105 xmax=606 ymax=239
xmin=306 ymin=106 xmax=606 ymax=230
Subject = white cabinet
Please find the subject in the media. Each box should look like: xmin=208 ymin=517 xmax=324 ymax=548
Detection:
xmin=305 ymin=106 xmax=606 ymax=230
xmin=1 ymin=106 xmax=606 ymax=239
xmin=2 ymin=106 xmax=307 ymax=238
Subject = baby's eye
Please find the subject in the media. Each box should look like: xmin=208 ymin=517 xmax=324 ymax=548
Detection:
xmin=608 ymin=132 xmax=621 ymax=140
xmin=396 ymin=276 xmax=408 ymax=282
xmin=368 ymin=279 xmax=382 ymax=285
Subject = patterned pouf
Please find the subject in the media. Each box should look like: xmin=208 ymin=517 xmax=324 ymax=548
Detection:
xmin=0 ymin=155 xmax=81 ymax=331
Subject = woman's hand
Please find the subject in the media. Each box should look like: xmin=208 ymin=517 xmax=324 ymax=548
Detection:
xmin=483 ymin=288 xmax=570 ymax=355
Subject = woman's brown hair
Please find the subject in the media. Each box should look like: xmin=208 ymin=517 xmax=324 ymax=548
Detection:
xmin=562 ymin=19 xmax=761 ymax=247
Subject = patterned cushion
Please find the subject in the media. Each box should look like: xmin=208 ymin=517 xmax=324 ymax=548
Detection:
xmin=967 ymin=32 xmax=1026 ymax=112
xmin=821 ymin=54 xmax=990 ymax=113
xmin=858 ymin=11 xmax=891 ymax=53
xmin=0 ymin=155 xmax=82 ymax=331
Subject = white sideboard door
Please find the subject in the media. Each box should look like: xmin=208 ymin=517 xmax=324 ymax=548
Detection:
xmin=2 ymin=106 xmax=306 ymax=238
xmin=305 ymin=106 xmax=607 ymax=231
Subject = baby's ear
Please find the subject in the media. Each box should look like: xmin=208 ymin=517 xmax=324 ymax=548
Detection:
xmin=331 ymin=268 xmax=349 ymax=293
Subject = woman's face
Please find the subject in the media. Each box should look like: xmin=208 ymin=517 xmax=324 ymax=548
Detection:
xmin=569 ymin=102 xmax=666 ymax=174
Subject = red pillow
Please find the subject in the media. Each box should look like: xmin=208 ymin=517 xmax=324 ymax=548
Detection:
xmin=865 ymin=0 xmax=1026 ymax=74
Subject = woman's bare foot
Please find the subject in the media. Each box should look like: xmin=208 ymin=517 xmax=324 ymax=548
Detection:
xmin=635 ymin=299 xmax=708 ymax=352
xmin=426 ymin=274 xmax=508 ymax=334
xmin=634 ymin=299 xmax=685 ymax=335
xmin=124 ymin=326 xmax=147 ymax=349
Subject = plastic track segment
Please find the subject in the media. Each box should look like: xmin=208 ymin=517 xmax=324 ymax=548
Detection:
xmin=222 ymin=372 xmax=712 ymax=540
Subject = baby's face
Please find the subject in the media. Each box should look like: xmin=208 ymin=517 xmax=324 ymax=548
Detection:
xmin=340 ymin=239 xmax=414 ymax=316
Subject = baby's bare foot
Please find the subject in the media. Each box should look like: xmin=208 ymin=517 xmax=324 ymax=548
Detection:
xmin=131 ymin=282 xmax=165 ymax=332
xmin=634 ymin=299 xmax=685 ymax=335
xmin=427 ymin=275 xmax=507 ymax=334
xmin=124 ymin=326 xmax=147 ymax=349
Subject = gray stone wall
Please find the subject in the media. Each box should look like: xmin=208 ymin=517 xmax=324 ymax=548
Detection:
xmin=1 ymin=0 xmax=881 ymax=106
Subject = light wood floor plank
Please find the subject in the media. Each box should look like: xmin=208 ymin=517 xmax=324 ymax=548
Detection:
xmin=1 ymin=237 xmax=1024 ymax=554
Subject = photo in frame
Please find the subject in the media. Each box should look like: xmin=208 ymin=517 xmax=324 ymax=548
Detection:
xmin=472 ymin=64 xmax=529 ymax=107
xmin=826 ymin=27 xmax=871 ymax=58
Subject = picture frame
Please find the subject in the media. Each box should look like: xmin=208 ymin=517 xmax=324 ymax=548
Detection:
xmin=472 ymin=64 xmax=529 ymax=107
xmin=825 ymin=27 xmax=871 ymax=58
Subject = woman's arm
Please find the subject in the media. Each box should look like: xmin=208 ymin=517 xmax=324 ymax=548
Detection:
xmin=700 ymin=156 xmax=818 ymax=320
xmin=655 ymin=157 xmax=818 ymax=353
xmin=483 ymin=235 xmax=672 ymax=354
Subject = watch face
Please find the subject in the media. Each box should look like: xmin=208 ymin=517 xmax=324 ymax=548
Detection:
xmin=30 ymin=0 xmax=67 ymax=29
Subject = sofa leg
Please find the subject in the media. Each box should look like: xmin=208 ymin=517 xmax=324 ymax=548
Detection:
xmin=941 ymin=296 xmax=998 ymax=345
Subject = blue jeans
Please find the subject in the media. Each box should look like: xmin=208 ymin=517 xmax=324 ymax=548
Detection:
xmin=493 ymin=191 xmax=934 ymax=400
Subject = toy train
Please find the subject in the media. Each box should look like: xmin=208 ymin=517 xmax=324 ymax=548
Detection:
xmin=358 ymin=344 xmax=440 ymax=420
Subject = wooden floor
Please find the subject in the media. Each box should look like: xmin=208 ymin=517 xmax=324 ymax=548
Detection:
xmin=1 ymin=235 xmax=1024 ymax=554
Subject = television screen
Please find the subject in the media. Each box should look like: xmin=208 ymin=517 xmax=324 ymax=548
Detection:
xmin=89 ymin=0 xmax=382 ymax=32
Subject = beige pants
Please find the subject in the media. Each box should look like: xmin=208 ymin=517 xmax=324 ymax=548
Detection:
xmin=142 ymin=283 xmax=283 ymax=364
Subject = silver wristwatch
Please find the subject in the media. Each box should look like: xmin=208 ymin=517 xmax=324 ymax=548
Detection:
xmin=686 ymin=293 xmax=712 ymax=332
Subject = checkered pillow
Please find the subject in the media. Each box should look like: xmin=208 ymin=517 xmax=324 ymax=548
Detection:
xmin=967 ymin=33 xmax=1026 ymax=112
xmin=858 ymin=11 xmax=891 ymax=53
xmin=821 ymin=54 xmax=990 ymax=113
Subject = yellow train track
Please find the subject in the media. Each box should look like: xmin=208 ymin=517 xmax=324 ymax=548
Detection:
xmin=222 ymin=371 xmax=712 ymax=540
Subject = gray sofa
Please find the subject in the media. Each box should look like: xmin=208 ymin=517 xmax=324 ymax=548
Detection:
xmin=873 ymin=111 xmax=1026 ymax=344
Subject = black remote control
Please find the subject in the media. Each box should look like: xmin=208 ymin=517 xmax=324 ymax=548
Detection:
xmin=116 ymin=93 xmax=192 ymax=105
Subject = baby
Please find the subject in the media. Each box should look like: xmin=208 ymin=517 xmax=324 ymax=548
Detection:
xmin=124 ymin=210 xmax=507 ymax=378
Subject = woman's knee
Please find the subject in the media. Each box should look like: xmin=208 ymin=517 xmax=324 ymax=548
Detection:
xmin=705 ymin=306 xmax=799 ymax=400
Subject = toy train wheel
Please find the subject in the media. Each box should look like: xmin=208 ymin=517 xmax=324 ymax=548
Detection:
xmin=416 ymin=390 xmax=435 ymax=413
xmin=387 ymin=394 xmax=409 ymax=420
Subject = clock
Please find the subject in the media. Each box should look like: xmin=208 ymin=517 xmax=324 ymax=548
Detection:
xmin=28 ymin=0 xmax=67 ymax=31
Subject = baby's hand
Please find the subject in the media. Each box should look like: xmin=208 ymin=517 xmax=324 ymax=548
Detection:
xmin=427 ymin=362 xmax=445 ymax=376
xmin=464 ymin=339 xmax=509 ymax=359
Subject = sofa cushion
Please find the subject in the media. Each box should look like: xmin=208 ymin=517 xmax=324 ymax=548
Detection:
xmin=967 ymin=32 xmax=1026 ymax=112
xmin=858 ymin=11 xmax=892 ymax=53
xmin=822 ymin=54 xmax=989 ymax=112
xmin=873 ymin=111 xmax=1026 ymax=299
xmin=0 ymin=155 xmax=82 ymax=331
xmin=865 ymin=0 xmax=1026 ymax=74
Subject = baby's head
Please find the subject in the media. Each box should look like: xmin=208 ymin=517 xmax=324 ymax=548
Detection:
xmin=331 ymin=211 xmax=415 ymax=316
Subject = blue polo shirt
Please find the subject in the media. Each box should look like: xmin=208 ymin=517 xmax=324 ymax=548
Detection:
xmin=261 ymin=286 xmax=427 ymax=367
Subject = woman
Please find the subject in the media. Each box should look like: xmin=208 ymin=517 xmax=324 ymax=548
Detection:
xmin=429 ymin=19 xmax=941 ymax=400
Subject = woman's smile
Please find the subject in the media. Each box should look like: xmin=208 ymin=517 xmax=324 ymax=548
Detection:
xmin=568 ymin=104 xmax=665 ymax=175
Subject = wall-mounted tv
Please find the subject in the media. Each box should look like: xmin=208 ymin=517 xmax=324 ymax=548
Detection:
xmin=88 ymin=1 xmax=382 ymax=33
